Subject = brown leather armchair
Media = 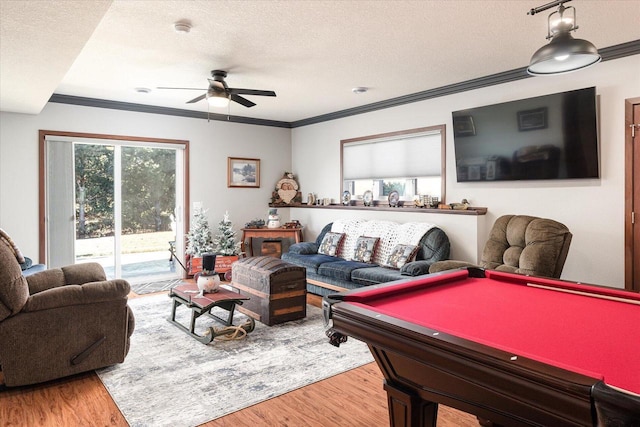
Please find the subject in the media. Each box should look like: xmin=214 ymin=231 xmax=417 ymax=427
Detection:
xmin=0 ymin=239 xmax=135 ymax=387
xmin=429 ymin=215 xmax=572 ymax=279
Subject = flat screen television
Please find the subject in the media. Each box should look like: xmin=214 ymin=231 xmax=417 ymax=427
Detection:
xmin=452 ymin=87 xmax=599 ymax=182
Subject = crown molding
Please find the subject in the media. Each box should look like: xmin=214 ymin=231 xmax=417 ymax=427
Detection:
xmin=48 ymin=40 xmax=640 ymax=129
xmin=291 ymin=40 xmax=640 ymax=128
xmin=47 ymin=94 xmax=292 ymax=128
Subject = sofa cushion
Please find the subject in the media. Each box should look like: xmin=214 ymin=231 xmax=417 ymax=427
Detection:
xmin=415 ymin=227 xmax=451 ymax=264
xmin=288 ymin=242 xmax=318 ymax=255
xmin=385 ymin=244 xmax=419 ymax=269
xmin=352 ymin=236 xmax=379 ymax=263
xmin=317 ymin=232 xmax=345 ymax=257
xmin=400 ymin=260 xmax=433 ymax=276
xmin=351 ymin=266 xmax=405 ymax=287
xmin=281 ymin=252 xmax=341 ymax=274
xmin=317 ymin=260 xmax=377 ymax=282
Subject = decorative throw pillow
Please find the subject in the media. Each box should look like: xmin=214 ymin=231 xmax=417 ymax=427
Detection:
xmin=0 ymin=228 xmax=25 ymax=264
xmin=352 ymin=236 xmax=380 ymax=263
xmin=318 ymin=232 xmax=345 ymax=257
xmin=386 ymin=244 xmax=419 ymax=269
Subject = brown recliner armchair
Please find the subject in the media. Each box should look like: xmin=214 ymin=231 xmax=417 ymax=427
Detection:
xmin=429 ymin=214 xmax=572 ymax=278
xmin=0 ymin=240 xmax=135 ymax=387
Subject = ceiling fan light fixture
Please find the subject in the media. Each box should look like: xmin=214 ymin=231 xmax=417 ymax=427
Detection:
xmin=207 ymin=91 xmax=230 ymax=108
xmin=527 ymin=1 xmax=600 ymax=76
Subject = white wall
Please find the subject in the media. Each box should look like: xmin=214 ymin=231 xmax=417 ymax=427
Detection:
xmin=290 ymin=55 xmax=640 ymax=288
xmin=0 ymin=102 xmax=291 ymax=262
xmin=1 ymin=55 xmax=638 ymax=288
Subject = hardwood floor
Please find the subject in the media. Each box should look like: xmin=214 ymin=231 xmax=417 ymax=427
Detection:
xmin=0 ymin=292 xmax=477 ymax=426
xmin=1 ymin=363 xmax=477 ymax=427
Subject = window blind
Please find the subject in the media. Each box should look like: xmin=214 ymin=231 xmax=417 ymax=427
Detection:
xmin=343 ymin=131 xmax=442 ymax=180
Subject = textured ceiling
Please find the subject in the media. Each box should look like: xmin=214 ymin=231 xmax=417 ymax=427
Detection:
xmin=1 ymin=0 xmax=639 ymax=122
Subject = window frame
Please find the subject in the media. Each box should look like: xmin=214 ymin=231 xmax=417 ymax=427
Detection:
xmin=340 ymin=125 xmax=446 ymax=204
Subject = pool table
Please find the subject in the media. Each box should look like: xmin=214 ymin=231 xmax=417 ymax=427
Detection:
xmin=323 ymin=268 xmax=640 ymax=427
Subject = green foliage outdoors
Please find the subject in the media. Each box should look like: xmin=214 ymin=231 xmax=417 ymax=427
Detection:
xmin=382 ymin=181 xmax=405 ymax=196
xmin=75 ymin=144 xmax=176 ymax=239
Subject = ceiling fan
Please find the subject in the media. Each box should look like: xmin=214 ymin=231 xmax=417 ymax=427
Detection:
xmin=158 ymin=70 xmax=276 ymax=108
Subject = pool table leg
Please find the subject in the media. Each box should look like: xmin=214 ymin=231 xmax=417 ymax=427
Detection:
xmin=384 ymin=380 xmax=438 ymax=427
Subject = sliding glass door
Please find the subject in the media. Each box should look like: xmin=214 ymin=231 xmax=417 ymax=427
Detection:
xmin=43 ymin=132 xmax=187 ymax=283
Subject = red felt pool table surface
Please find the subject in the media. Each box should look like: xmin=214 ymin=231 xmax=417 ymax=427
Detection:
xmin=344 ymin=269 xmax=640 ymax=394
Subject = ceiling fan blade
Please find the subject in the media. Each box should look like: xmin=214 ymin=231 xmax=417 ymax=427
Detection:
xmin=186 ymin=94 xmax=207 ymax=104
xmin=157 ymin=87 xmax=206 ymax=91
xmin=228 ymin=88 xmax=276 ymax=97
xmin=231 ymin=93 xmax=256 ymax=108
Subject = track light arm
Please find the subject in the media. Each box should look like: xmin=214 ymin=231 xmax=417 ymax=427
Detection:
xmin=528 ymin=0 xmax=572 ymax=16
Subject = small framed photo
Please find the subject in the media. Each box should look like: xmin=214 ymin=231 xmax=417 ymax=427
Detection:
xmin=453 ymin=115 xmax=476 ymax=137
xmin=517 ymin=107 xmax=547 ymax=131
xmin=227 ymin=157 xmax=260 ymax=188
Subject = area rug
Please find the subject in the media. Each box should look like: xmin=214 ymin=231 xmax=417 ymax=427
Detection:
xmin=97 ymin=293 xmax=373 ymax=427
xmin=129 ymin=278 xmax=182 ymax=294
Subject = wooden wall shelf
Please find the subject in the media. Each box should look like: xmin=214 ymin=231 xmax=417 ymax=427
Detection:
xmin=270 ymin=203 xmax=487 ymax=216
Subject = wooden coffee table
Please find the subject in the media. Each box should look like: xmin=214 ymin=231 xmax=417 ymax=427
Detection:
xmin=168 ymin=283 xmax=255 ymax=344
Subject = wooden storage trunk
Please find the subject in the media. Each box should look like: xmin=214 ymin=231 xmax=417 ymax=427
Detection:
xmin=231 ymin=256 xmax=306 ymax=326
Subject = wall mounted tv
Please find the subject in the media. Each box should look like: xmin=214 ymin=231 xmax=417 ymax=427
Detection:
xmin=452 ymin=87 xmax=599 ymax=182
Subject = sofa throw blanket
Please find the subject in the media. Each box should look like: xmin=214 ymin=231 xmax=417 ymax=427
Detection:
xmin=331 ymin=219 xmax=436 ymax=266
xmin=0 ymin=228 xmax=25 ymax=264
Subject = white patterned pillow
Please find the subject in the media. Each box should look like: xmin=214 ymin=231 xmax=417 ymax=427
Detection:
xmin=317 ymin=232 xmax=345 ymax=257
xmin=385 ymin=244 xmax=420 ymax=269
xmin=330 ymin=220 xmax=436 ymax=264
xmin=352 ymin=236 xmax=380 ymax=263
xmin=0 ymin=228 xmax=25 ymax=264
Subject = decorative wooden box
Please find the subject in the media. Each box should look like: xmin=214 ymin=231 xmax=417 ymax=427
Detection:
xmin=231 ymin=256 xmax=306 ymax=326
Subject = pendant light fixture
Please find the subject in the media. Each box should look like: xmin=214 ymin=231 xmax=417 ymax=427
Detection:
xmin=527 ymin=0 xmax=601 ymax=76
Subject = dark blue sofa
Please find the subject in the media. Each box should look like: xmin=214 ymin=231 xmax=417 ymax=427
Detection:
xmin=282 ymin=221 xmax=450 ymax=297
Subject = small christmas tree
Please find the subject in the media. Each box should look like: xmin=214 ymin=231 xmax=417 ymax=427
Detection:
xmin=186 ymin=208 xmax=214 ymax=256
xmin=213 ymin=211 xmax=242 ymax=256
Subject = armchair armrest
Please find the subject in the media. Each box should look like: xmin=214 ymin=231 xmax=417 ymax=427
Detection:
xmin=428 ymin=260 xmax=478 ymax=274
xmin=62 ymin=262 xmax=107 ymax=284
xmin=288 ymin=242 xmax=318 ymax=255
xmin=26 ymin=262 xmax=108 ymax=294
xmin=22 ymin=279 xmax=130 ymax=313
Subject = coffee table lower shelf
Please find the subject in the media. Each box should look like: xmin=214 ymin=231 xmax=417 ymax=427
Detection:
xmin=168 ymin=284 xmax=256 ymax=344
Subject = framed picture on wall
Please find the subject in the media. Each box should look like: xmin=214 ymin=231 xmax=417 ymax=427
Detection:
xmin=517 ymin=107 xmax=548 ymax=131
xmin=227 ymin=157 xmax=260 ymax=188
xmin=453 ymin=115 xmax=476 ymax=137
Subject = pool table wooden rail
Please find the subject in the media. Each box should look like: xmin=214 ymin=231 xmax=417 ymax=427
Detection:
xmin=323 ymin=269 xmax=640 ymax=427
